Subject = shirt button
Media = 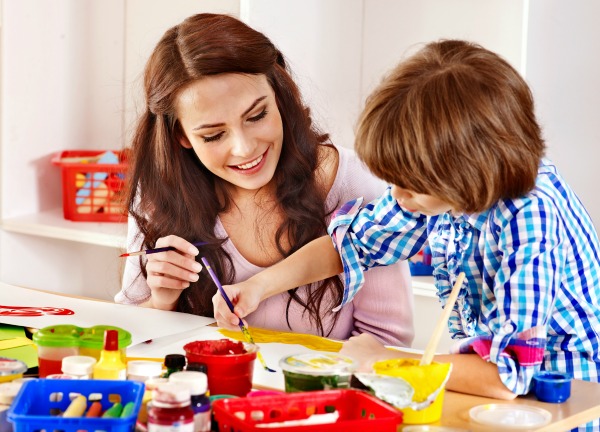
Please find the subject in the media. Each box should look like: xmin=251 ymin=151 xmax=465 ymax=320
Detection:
xmin=500 ymin=321 xmax=515 ymax=334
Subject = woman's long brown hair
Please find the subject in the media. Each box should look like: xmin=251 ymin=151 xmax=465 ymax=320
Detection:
xmin=125 ymin=13 xmax=343 ymax=335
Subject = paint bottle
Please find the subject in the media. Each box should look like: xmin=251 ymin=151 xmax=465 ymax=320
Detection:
xmin=139 ymin=377 xmax=169 ymax=425
xmin=61 ymin=355 xmax=96 ymax=379
xmin=169 ymin=371 xmax=211 ymax=432
xmin=127 ymin=360 xmax=163 ymax=382
xmin=92 ymin=330 xmax=126 ymax=380
xmin=162 ymin=354 xmax=186 ymax=378
xmin=147 ymin=382 xmax=194 ymax=431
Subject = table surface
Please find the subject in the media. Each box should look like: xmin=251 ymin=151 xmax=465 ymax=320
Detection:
xmin=399 ymin=378 xmax=600 ymax=431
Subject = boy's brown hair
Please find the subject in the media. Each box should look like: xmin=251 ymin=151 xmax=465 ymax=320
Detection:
xmin=355 ymin=40 xmax=545 ymax=213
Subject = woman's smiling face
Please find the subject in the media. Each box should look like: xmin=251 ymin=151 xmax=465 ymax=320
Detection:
xmin=175 ymin=73 xmax=283 ymax=194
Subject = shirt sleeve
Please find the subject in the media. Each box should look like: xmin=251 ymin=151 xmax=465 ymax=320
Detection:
xmin=452 ymin=195 xmax=562 ymax=394
xmin=114 ymin=214 xmax=151 ymax=305
xmin=328 ymin=187 xmax=428 ymax=311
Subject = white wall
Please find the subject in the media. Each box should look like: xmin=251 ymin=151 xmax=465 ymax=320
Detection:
xmin=526 ymin=0 xmax=600 ymax=227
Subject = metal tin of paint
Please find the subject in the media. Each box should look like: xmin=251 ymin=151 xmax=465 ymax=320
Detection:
xmin=279 ymin=353 xmax=357 ymax=392
xmin=533 ymin=370 xmax=572 ymax=403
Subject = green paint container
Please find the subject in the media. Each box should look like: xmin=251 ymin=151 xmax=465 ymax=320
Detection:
xmin=279 ymin=353 xmax=357 ymax=392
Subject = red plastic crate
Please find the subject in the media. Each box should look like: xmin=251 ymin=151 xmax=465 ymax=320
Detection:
xmin=212 ymin=389 xmax=403 ymax=432
xmin=52 ymin=150 xmax=128 ymax=222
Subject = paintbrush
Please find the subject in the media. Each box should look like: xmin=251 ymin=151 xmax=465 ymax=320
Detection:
xmin=420 ymin=271 xmax=466 ymax=366
xmin=200 ymin=256 xmax=276 ymax=373
xmin=119 ymin=241 xmax=208 ymax=257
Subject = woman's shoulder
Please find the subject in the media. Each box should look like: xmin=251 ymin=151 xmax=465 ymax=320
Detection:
xmin=328 ymin=145 xmax=389 ymax=203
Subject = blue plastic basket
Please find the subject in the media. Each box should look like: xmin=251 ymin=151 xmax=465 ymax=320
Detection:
xmin=7 ymin=379 xmax=144 ymax=432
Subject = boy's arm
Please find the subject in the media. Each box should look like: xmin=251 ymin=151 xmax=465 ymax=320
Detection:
xmin=343 ymin=334 xmax=516 ymax=400
xmin=213 ymin=235 xmax=343 ymax=328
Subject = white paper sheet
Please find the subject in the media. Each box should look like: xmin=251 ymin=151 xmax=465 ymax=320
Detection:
xmin=0 ymin=282 xmax=215 ymax=345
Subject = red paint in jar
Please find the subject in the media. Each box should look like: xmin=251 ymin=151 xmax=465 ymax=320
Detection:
xmin=183 ymin=339 xmax=257 ymax=397
xmin=148 ymin=382 xmax=194 ymax=431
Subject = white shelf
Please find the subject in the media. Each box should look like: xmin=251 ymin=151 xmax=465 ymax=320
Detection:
xmin=412 ymin=275 xmax=436 ymax=298
xmin=1 ymin=208 xmax=127 ymax=248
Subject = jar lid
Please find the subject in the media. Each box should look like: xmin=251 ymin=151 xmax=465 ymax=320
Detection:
xmin=127 ymin=360 xmax=163 ymax=379
xmin=0 ymin=357 xmax=27 ymax=377
xmin=169 ymin=371 xmax=208 ymax=395
xmin=0 ymin=382 xmax=23 ymax=404
xmin=153 ymin=382 xmax=191 ymax=407
xmin=145 ymin=377 xmax=168 ymax=390
xmin=164 ymin=354 xmax=186 ymax=369
xmin=61 ymin=356 xmax=97 ymax=375
xmin=279 ymin=353 xmax=357 ymax=376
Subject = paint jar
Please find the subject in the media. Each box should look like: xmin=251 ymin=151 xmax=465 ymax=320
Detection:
xmin=140 ymin=377 xmax=169 ymax=425
xmin=127 ymin=360 xmax=164 ymax=382
xmin=183 ymin=339 xmax=257 ymax=397
xmin=32 ymin=324 xmax=131 ymax=377
xmin=78 ymin=325 xmax=131 ymax=361
xmin=373 ymin=358 xmax=452 ymax=424
xmin=147 ymin=382 xmax=194 ymax=431
xmin=279 ymin=353 xmax=357 ymax=392
xmin=32 ymin=326 xmax=80 ymax=377
xmin=169 ymin=371 xmax=211 ymax=432
xmin=0 ymin=358 xmax=27 ymax=383
xmin=533 ymin=370 xmax=572 ymax=403
xmin=61 ymin=355 xmax=96 ymax=379
xmin=162 ymin=354 xmax=187 ymax=378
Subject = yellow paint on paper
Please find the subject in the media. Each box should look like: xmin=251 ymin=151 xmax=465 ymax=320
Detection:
xmin=218 ymin=327 xmax=342 ymax=353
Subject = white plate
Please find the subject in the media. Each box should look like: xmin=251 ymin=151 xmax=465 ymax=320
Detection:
xmin=469 ymin=404 xmax=552 ymax=429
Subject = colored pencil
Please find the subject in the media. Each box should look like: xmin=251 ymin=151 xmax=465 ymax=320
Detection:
xmin=200 ymin=256 xmax=276 ymax=373
xmin=119 ymin=241 xmax=208 ymax=257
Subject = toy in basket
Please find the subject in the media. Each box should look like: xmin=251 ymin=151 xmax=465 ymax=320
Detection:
xmin=212 ymin=389 xmax=403 ymax=432
xmin=7 ymin=379 xmax=144 ymax=432
xmin=52 ymin=150 xmax=128 ymax=222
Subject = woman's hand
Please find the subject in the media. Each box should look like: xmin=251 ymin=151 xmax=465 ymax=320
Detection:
xmin=145 ymin=235 xmax=202 ymax=310
xmin=212 ymin=278 xmax=265 ymax=330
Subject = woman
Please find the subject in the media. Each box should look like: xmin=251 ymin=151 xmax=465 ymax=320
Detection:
xmin=115 ymin=13 xmax=413 ymax=345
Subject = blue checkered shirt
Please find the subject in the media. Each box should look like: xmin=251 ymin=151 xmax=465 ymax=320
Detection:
xmin=329 ymin=160 xmax=600 ymax=405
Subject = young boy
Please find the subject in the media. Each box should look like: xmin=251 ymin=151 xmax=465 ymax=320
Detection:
xmin=213 ymin=39 xmax=600 ymax=430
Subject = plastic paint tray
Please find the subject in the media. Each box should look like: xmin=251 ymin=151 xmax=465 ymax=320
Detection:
xmin=7 ymin=379 xmax=144 ymax=432
xmin=212 ymin=389 xmax=403 ymax=431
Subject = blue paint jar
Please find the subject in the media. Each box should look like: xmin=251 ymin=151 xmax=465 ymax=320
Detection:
xmin=533 ymin=370 xmax=572 ymax=403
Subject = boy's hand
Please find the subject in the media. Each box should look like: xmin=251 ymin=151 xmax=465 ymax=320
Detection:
xmin=212 ymin=279 xmax=265 ymax=330
xmin=145 ymin=235 xmax=201 ymax=310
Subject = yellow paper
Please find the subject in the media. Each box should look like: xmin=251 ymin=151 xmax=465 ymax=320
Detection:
xmin=218 ymin=327 xmax=342 ymax=352
xmin=0 ymin=337 xmax=34 ymax=351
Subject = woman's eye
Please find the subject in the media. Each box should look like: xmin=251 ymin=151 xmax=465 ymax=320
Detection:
xmin=202 ymin=132 xmax=224 ymax=143
xmin=248 ymin=109 xmax=268 ymax=123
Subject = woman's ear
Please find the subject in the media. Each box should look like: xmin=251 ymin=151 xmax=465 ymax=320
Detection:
xmin=175 ymin=124 xmax=193 ymax=149
xmin=179 ymin=135 xmax=193 ymax=149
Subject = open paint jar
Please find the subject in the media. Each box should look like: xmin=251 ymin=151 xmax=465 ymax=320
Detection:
xmin=183 ymin=339 xmax=257 ymax=397
xmin=279 ymin=353 xmax=357 ymax=392
xmin=373 ymin=358 xmax=452 ymax=424
xmin=533 ymin=370 xmax=572 ymax=403
xmin=0 ymin=358 xmax=27 ymax=383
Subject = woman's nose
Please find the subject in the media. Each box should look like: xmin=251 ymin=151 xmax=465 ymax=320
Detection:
xmin=230 ymin=131 xmax=255 ymax=157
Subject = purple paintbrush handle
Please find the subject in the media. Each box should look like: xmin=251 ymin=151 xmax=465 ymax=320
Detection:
xmin=200 ymin=257 xmax=244 ymax=327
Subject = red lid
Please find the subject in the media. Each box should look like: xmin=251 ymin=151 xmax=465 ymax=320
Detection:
xmin=103 ymin=329 xmax=119 ymax=351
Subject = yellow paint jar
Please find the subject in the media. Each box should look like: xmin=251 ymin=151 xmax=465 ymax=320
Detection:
xmin=0 ymin=358 xmax=27 ymax=383
xmin=373 ymin=358 xmax=452 ymax=424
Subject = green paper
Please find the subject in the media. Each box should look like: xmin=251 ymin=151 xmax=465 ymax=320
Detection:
xmin=0 ymin=345 xmax=38 ymax=368
xmin=0 ymin=324 xmax=27 ymax=340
